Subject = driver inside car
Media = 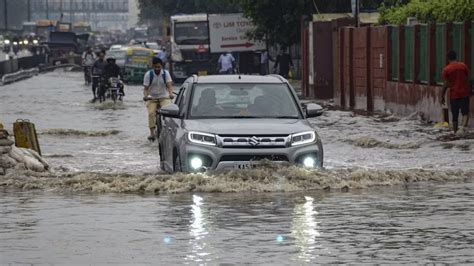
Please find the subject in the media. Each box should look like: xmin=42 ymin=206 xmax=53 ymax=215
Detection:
xmin=193 ymin=88 xmax=222 ymax=116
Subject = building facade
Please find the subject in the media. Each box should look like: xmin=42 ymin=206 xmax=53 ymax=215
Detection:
xmin=1 ymin=0 xmax=139 ymax=32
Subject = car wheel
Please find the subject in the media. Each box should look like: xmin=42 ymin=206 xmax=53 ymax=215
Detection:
xmin=173 ymin=151 xmax=182 ymax=172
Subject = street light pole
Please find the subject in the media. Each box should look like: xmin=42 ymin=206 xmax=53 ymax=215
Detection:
xmin=46 ymin=0 xmax=49 ymax=19
xmin=355 ymin=0 xmax=360 ymax=27
xmin=4 ymin=0 xmax=8 ymax=30
xmin=27 ymin=0 xmax=31 ymax=21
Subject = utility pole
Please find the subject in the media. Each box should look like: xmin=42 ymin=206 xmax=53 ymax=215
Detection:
xmin=352 ymin=0 xmax=360 ymax=27
xmin=70 ymin=0 xmax=74 ymax=24
xmin=3 ymin=0 xmax=7 ymax=30
xmin=59 ymin=0 xmax=63 ymax=22
xmin=46 ymin=0 xmax=49 ymax=19
xmin=355 ymin=0 xmax=360 ymax=27
xmin=27 ymin=0 xmax=31 ymax=21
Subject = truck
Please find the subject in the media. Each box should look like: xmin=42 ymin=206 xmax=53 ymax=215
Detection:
xmin=73 ymin=22 xmax=92 ymax=34
xmin=169 ymin=13 xmax=266 ymax=81
xmin=42 ymin=31 xmax=89 ymax=65
xmin=35 ymin=20 xmax=58 ymax=39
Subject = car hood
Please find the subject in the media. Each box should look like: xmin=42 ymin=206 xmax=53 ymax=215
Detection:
xmin=183 ymin=119 xmax=315 ymax=135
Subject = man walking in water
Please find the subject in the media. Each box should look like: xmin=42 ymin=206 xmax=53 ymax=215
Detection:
xmin=143 ymin=57 xmax=174 ymax=142
xmin=441 ymin=50 xmax=471 ymax=136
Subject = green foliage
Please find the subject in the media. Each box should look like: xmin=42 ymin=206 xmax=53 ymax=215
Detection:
xmin=229 ymin=0 xmax=314 ymax=48
xmin=379 ymin=0 xmax=474 ymax=25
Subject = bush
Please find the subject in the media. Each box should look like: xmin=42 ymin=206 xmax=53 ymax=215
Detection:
xmin=379 ymin=0 xmax=474 ymax=24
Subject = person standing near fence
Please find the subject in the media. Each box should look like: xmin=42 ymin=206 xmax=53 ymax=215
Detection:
xmin=273 ymin=48 xmax=293 ymax=79
xmin=441 ymin=50 xmax=471 ymax=136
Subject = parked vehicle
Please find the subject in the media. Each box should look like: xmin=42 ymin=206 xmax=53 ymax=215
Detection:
xmin=157 ymin=74 xmax=324 ymax=173
xmin=169 ymin=13 xmax=266 ymax=81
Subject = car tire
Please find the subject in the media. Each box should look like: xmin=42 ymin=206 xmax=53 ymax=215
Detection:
xmin=173 ymin=151 xmax=182 ymax=172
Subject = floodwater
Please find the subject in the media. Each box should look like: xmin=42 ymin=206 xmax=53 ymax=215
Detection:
xmin=0 ymin=70 xmax=473 ymax=264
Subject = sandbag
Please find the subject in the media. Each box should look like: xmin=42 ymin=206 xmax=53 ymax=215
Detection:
xmin=0 ymin=154 xmax=17 ymax=168
xmin=0 ymin=146 xmax=12 ymax=154
xmin=0 ymin=139 xmax=14 ymax=146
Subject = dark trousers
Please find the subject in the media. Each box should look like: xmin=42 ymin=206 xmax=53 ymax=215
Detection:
xmin=450 ymin=97 xmax=470 ymax=122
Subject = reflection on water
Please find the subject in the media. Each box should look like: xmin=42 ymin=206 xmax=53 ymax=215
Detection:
xmin=187 ymin=195 xmax=212 ymax=263
xmin=291 ymin=196 xmax=320 ymax=262
xmin=0 ymin=182 xmax=474 ymax=264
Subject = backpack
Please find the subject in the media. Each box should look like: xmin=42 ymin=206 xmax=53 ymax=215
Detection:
xmin=148 ymin=70 xmax=167 ymax=85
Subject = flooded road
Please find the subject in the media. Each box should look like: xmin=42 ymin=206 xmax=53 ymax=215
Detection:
xmin=1 ymin=71 xmax=473 ymax=264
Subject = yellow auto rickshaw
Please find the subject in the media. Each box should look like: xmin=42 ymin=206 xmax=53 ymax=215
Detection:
xmin=107 ymin=46 xmax=154 ymax=84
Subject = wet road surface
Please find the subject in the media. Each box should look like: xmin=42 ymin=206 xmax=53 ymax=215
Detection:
xmin=0 ymin=70 xmax=473 ymax=264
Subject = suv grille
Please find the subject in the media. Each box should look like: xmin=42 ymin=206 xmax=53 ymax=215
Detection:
xmin=217 ymin=135 xmax=290 ymax=148
xmin=220 ymin=155 xmax=289 ymax=162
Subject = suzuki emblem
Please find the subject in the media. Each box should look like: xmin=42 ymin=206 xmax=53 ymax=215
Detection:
xmin=249 ymin=136 xmax=260 ymax=146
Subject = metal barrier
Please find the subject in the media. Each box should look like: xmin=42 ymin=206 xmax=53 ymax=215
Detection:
xmin=0 ymin=68 xmax=39 ymax=86
xmin=39 ymin=63 xmax=82 ymax=73
xmin=13 ymin=119 xmax=41 ymax=156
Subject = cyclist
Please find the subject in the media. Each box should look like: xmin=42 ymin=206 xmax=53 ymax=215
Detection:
xmin=91 ymin=51 xmax=106 ymax=102
xmin=143 ymin=57 xmax=174 ymax=141
xmin=81 ymin=46 xmax=96 ymax=85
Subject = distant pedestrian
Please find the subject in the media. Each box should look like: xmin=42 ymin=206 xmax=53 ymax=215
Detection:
xmin=218 ymin=52 xmax=235 ymax=74
xmin=157 ymin=48 xmax=168 ymax=65
xmin=260 ymin=51 xmax=273 ymax=75
xmin=441 ymin=50 xmax=471 ymax=136
xmin=273 ymin=48 xmax=293 ymax=79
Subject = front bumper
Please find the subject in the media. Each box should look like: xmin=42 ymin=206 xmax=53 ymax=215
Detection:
xmin=180 ymin=142 xmax=323 ymax=171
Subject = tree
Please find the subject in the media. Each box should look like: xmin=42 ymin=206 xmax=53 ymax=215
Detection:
xmin=229 ymin=0 xmax=314 ymax=49
xmin=231 ymin=0 xmax=393 ymax=48
xmin=379 ymin=0 xmax=474 ymax=24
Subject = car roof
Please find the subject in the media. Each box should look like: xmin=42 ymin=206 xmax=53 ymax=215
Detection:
xmin=194 ymin=75 xmax=286 ymax=84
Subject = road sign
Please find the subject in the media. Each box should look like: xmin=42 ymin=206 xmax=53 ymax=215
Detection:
xmin=208 ymin=13 xmax=266 ymax=53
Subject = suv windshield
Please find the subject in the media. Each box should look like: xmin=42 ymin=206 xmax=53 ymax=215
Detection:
xmin=189 ymin=83 xmax=300 ymax=119
xmin=174 ymin=22 xmax=209 ymax=45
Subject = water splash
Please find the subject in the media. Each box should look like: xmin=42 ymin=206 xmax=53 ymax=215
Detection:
xmin=1 ymin=167 xmax=472 ymax=194
xmin=39 ymin=129 xmax=121 ymax=137
xmin=343 ymin=136 xmax=421 ymax=149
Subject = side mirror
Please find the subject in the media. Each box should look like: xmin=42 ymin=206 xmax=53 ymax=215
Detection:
xmin=158 ymin=103 xmax=180 ymax=118
xmin=306 ymin=103 xmax=324 ymax=118
xmin=166 ymin=27 xmax=171 ymax=37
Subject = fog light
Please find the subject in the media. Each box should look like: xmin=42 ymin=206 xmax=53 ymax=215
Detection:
xmin=303 ymin=157 xmax=315 ymax=168
xmin=190 ymin=157 xmax=203 ymax=170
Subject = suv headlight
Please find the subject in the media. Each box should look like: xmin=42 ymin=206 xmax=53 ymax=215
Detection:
xmin=188 ymin=131 xmax=216 ymax=146
xmin=291 ymin=131 xmax=317 ymax=146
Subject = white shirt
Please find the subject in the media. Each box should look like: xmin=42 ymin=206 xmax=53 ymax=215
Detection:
xmin=218 ymin=53 xmax=235 ymax=72
xmin=143 ymin=69 xmax=173 ymax=99
xmin=82 ymin=51 xmax=96 ymax=66
xmin=158 ymin=50 xmax=167 ymax=63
